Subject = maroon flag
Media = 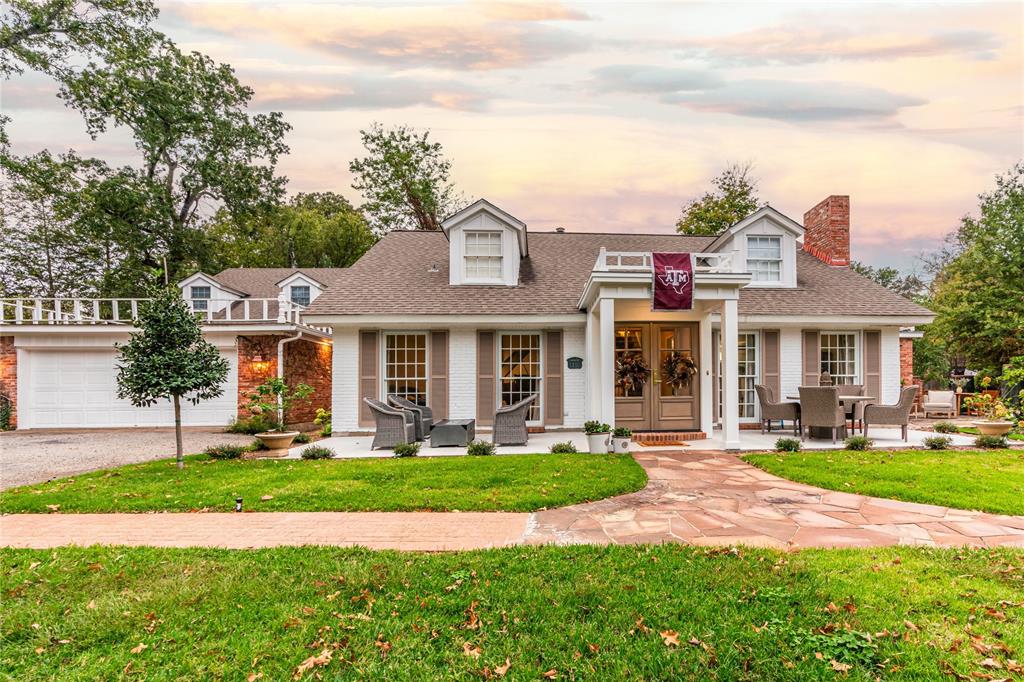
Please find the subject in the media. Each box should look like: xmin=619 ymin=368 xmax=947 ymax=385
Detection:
xmin=652 ymin=252 xmax=694 ymax=311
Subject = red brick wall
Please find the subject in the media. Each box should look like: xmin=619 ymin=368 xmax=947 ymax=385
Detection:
xmin=284 ymin=338 xmax=332 ymax=424
xmin=899 ymin=337 xmax=915 ymax=386
xmin=0 ymin=336 xmax=16 ymax=429
xmin=803 ymin=195 xmax=850 ymax=266
xmin=237 ymin=335 xmax=280 ymax=420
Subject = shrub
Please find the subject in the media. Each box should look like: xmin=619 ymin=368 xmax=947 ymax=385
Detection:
xmin=467 ymin=440 xmax=496 ymax=456
xmin=844 ymin=435 xmax=873 ymax=451
xmin=0 ymin=394 xmax=12 ymax=431
xmin=922 ymin=436 xmax=952 ymax=450
xmin=300 ymin=445 xmax=335 ymax=460
xmin=612 ymin=426 xmax=632 ymax=438
xmin=226 ymin=414 xmax=280 ymax=435
xmin=549 ymin=441 xmax=578 ymax=454
xmin=393 ymin=441 xmax=421 ymax=457
xmin=204 ymin=444 xmax=249 ymax=460
xmin=293 ymin=433 xmax=311 ymax=444
xmin=583 ymin=420 xmax=611 ymax=435
xmin=975 ymin=434 xmax=1008 ymax=449
xmin=774 ymin=437 xmax=801 ymax=452
xmin=932 ymin=421 xmax=959 ymax=434
xmin=314 ymin=407 xmax=332 ymax=436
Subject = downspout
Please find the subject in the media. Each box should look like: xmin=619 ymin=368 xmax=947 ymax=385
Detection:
xmin=277 ymin=331 xmax=304 ymax=428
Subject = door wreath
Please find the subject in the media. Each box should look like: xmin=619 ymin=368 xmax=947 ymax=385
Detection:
xmin=615 ymin=352 xmax=651 ymax=392
xmin=662 ymin=351 xmax=697 ymax=390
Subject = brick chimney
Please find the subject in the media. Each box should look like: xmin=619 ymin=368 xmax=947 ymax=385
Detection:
xmin=802 ymin=195 xmax=850 ymax=266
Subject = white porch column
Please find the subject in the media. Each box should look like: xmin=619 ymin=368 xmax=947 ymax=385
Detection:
xmin=584 ymin=305 xmax=598 ymax=420
xmin=598 ymin=297 xmax=615 ymax=426
xmin=721 ymin=298 xmax=741 ymax=450
xmin=699 ymin=306 xmax=713 ymax=435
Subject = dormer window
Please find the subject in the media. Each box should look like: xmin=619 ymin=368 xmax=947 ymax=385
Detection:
xmin=747 ymin=235 xmax=782 ymax=282
xmin=190 ymin=285 xmax=211 ymax=311
xmin=290 ymin=285 xmax=311 ymax=307
xmin=464 ymin=231 xmax=503 ymax=281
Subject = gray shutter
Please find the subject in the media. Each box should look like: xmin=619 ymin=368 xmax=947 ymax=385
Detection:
xmin=430 ymin=330 xmax=448 ymax=421
xmin=802 ymin=330 xmax=820 ymax=386
xmin=711 ymin=328 xmax=720 ymax=423
xmin=762 ymin=329 xmax=781 ymax=399
xmin=544 ymin=330 xmax=563 ymax=426
xmin=864 ymin=330 xmax=881 ymax=400
xmin=358 ymin=330 xmax=378 ymax=427
xmin=477 ymin=330 xmax=496 ymax=426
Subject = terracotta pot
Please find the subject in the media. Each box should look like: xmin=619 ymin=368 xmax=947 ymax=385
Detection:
xmin=255 ymin=431 xmax=299 ymax=454
xmin=612 ymin=436 xmax=631 ymax=454
xmin=972 ymin=421 xmax=1013 ymax=437
xmin=586 ymin=433 xmax=610 ymax=454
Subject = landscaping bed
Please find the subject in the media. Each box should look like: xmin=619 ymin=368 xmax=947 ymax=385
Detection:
xmin=2 ymin=545 xmax=1021 ymax=680
xmin=0 ymin=453 xmax=646 ymax=514
xmin=744 ymin=449 xmax=1024 ymax=515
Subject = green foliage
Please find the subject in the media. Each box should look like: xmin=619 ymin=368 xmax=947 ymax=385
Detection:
xmin=850 ymin=262 xmax=926 ymax=299
xmin=292 ymin=433 xmax=311 ymax=445
xmin=549 ymin=441 xmax=578 ymax=454
xmin=912 ymin=325 xmax=952 ymax=385
xmin=583 ymin=420 xmax=611 ymax=435
xmin=932 ymin=421 xmax=959 ymax=434
xmin=974 ymin=434 xmax=1008 ymax=449
xmin=467 ymin=440 xmax=496 ymax=456
xmin=0 ymin=394 xmax=12 ymax=431
xmin=963 ymin=392 xmax=1010 ymax=421
xmin=392 ymin=441 xmax=421 ymax=458
xmin=789 ymin=629 xmax=879 ymax=668
xmin=612 ymin=427 xmax=632 ymax=438
xmin=675 ymin=162 xmax=763 ymax=235
xmin=314 ymin=408 xmax=332 ymax=436
xmin=226 ymin=414 xmax=280 ymax=435
xmin=349 ymin=123 xmax=465 ymax=233
xmin=922 ymin=436 xmax=952 ymax=450
xmin=244 ymin=378 xmax=313 ymax=433
xmin=299 ymin=445 xmax=335 ymax=460
xmin=843 ymin=435 xmax=873 ymax=451
xmin=774 ymin=437 xmax=801 ymax=452
xmin=203 ymin=444 xmax=250 ymax=460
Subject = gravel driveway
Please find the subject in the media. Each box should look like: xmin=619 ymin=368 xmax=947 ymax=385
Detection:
xmin=0 ymin=428 xmax=254 ymax=489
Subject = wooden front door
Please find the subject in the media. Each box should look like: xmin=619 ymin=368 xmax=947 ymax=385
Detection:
xmin=614 ymin=322 xmax=700 ymax=431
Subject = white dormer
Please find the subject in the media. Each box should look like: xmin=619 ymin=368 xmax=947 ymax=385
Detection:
xmin=177 ymin=272 xmax=243 ymax=313
xmin=441 ymin=199 xmax=528 ymax=286
xmin=705 ymin=206 xmax=803 ymax=288
xmin=277 ymin=272 xmax=325 ymax=307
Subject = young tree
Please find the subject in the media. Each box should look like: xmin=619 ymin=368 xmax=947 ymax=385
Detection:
xmin=676 ymin=162 xmax=763 ymax=235
xmin=116 ymin=288 xmax=229 ymax=468
xmin=850 ymin=262 xmax=926 ymax=300
xmin=349 ymin=123 xmax=465 ymax=233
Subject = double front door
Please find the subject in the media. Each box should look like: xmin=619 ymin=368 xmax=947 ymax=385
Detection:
xmin=614 ymin=322 xmax=700 ymax=431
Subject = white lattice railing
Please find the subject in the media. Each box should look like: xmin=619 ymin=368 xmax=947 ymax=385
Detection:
xmin=594 ymin=249 xmax=736 ymax=274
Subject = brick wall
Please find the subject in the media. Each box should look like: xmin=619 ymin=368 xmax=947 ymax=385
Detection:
xmin=283 ymin=338 xmax=332 ymax=424
xmin=0 ymin=336 xmax=16 ymax=429
xmin=237 ymin=336 xmax=279 ymax=420
xmin=899 ymin=337 xmax=915 ymax=387
xmin=803 ymin=195 xmax=850 ymax=266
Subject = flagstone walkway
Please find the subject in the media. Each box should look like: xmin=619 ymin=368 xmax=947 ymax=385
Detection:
xmin=2 ymin=451 xmax=1023 ymax=551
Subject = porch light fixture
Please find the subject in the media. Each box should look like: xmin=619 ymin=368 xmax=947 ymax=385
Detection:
xmin=252 ymin=354 xmax=264 ymax=363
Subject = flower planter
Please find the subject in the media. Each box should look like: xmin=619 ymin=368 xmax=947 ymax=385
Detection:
xmin=586 ymin=433 xmax=610 ymax=454
xmin=972 ymin=421 xmax=1013 ymax=437
xmin=254 ymin=431 xmax=299 ymax=455
xmin=611 ymin=436 xmax=631 ymax=454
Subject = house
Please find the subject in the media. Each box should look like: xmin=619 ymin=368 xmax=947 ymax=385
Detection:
xmin=0 ymin=268 xmax=337 ymax=429
xmin=300 ymin=196 xmax=934 ymax=449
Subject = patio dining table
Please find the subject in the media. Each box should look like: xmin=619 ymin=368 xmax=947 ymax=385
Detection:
xmin=786 ymin=394 xmax=875 ymax=439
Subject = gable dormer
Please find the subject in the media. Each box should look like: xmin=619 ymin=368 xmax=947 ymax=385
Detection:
xmin=276 ymin=271 xmax=325 ymax=308
xmin=706 ymin=206 xmax=803 ymax=288
xmin=177 ymin=272 xmax=243 ymax=313
xmin=441 ymin=199 xmax=528 ymax=286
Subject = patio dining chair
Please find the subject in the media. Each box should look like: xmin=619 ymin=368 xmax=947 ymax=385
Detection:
xmin=798 ymin=386 xmax=845 ymax=443
xmin=863 ymin=386 xmax=918 ymax=442
xmin=364 ymin=398 xmax=417 ymax=450
xmin=754 ymin=384 xmax=800 ymax=435
xmin=387 ymin=395 xmax=433 ymax=441
xmin=493 ymin=394 xmax=538 ymax=446
xmin=840 ymin=384 xmax=865 ymax=433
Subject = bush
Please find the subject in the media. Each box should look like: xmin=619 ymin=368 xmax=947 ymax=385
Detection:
xmin=583 ymin=420 xmax=611 ymax=435
xmin=226 ymin=414 xmax=280 ymax=435
xmin=549 ymin=441 xmax=578 ymax=454
xmin=467 ymin=440 xmax=496 ymax=456
xmin=932 ymin=421 xmax=959 ymax=434
xmin=775 ymin=437 xmax=801 ymax=452
xmin=975 ymin=434 xmax=1008 ymax=449
xmin=314 ymin=407 xmax=332 ymax=436
xmin=0 ymin=394 xmax=12 ymax=431
xmin=612 ymin=426 xmax=632 ymax=438
xmin=293 ymin=433 xmax=311 ymax=444
xmin=300 ymin=445 xmax=335 ymax=460
xmin=844 ymin=435 xmax=873 ymax=451
xmin=922 ymin=436 xmax=952 ymax=450
xmin=204 ymin=444 xmax=249 ymax=460
xmin=393 ymin=441 xmax=421 ymax=457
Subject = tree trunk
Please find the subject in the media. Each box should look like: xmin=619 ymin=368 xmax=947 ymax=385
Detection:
xmin=173 ymin=393 xmax=184 ymax=469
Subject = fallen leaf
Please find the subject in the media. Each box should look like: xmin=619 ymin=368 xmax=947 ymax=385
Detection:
xmin=830 ymin=659 xmax=852 ymax=672
xmin=374 ymin=635 xmax=391 ymax=659
xmin=292 ymin=649 xmax=332 ymax=679
xmin=87 ymin=600 xmax=96 ymax=610
xmin=28 ymin=562 xmax=40 ymax=570
xmin=464 ymin=601 xmax=480 ymax=630
xmin=825 ymin=602 xmax=840 ymax=614
xmin=979 ymin=659 xmax=1002 ymax=670
xmin=495 ymin=657 xmax=511 ymax=676
xmin=34 ymin=646 xmax=44 ymax=655
xmin=260 ymin=495 xmax=273 ymax=501
xmin=660 ymin=630 xmax=680 ymax=647
xmin=587 ymin=643 xmax=600 ymax=653
xmin=463 ymin=642 xmax=482 ymax=658
xmin=541 ymin=670 xmax=558 ymax=679
xmin=247 ymin=674 xmax=263 ymax=682
xmin=46 ymin=505 xmax=60 ymax=512
xmin=130 ymin=642 xmax=147 ymax=654
xmin=903 ymin=620 xmax=919 ymax=632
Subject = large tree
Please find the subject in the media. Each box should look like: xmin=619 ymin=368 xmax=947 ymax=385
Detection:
xmin=349 ymin=123 xmax=465 ymax=232
xmin=850 ymin=262 xmax=926 ymax=300
xmin=676 ymin=162 xmax=763 ymax=236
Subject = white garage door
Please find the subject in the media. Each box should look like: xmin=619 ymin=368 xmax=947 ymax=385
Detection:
xmin=23 ymin=349 xmax=238 ymax=429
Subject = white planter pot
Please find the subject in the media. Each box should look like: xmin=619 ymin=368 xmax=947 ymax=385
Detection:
xmin=972 ymin=421 xmax=1013 ymax=437
xmin=586 ymin=433 xmax=610 ymax=454
xmin=612 ymin=437 xmax=631 ymax=454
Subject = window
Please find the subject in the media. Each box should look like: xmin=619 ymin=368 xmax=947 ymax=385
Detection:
xmin=820 ymin=332 xmax=858 ymax=385
xmin=737 ymin=332 xmax=758 ymax=418
xmin=190 ymin=285 xmax=211 ymax=311
xmin=290 ymin=285 xmax=311 ymax=307
xmin=384 ymin=333 xmax=428 ymax=406
xmin=614 ymin=327 xmax=645 ymax=398
xmin=747 ymin=235 xmax=782 ymax=282
xmin=465 ymin=231 xmax=502 ymax=280
xmin=500 ymin=333 xmax=541 ymax=422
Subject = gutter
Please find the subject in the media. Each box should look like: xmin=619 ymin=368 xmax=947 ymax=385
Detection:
xmin=277 ymin=330 xmax=305 ymax=425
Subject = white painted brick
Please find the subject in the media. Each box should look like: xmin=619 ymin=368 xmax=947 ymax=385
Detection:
xmin=881 ymin=327 xmax=900 ymax=403
xmin=562 ymin=326 xmax=586 ymax=428
xmin=331 ymin=327 xmax=359 ymax=432
xmin=779 ymin=327 xmax=803 ymax=398
xmin=448 ymin=329 xmax=477 ymax=420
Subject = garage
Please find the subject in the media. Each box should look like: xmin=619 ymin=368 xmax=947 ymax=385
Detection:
xmin=20 ymin=348 xmax=238 ymax=429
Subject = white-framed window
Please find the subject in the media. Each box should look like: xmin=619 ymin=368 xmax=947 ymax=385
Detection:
xmin=747 ymin=235 xmax=782 ymax=282
xmin=820 ymin=332 xmax=859 ymax=385
xmin=499 ymin=332 xmax=542 ymax=423
xmin=384 ymin=333 xmax=429 ymax=406
xmin=290 ymin=285 xmax=311 ymax=307
xmin=738 ymin=331 xmax=759 ymax=419
xmin=190 ymin=285 xmax=211 ymax=311
xmin=465 ymin=231 xmax=503 ymax=280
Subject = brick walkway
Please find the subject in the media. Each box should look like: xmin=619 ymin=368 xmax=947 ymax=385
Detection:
xmin=3 ymin=451 xmax=1023 ymax=551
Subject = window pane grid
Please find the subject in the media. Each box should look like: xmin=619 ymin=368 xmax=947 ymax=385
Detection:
xmin=290 ymin=285 xmax=310 ymax=307
xmin=465 ymin=231 xmax=502 ymax=280
xmin=737 ymin=332 xmax=758 ymax=418
xmin=191 ymin=286 xmax=210 ymax=311
xmin=748 ymin=235 xmax=782 ymax=282
xmin=500 ymin=333 xmax=541 ymax=422
xmin=820 ymin=333 xmax=857 ymax=385
xmin=385 ymin=334 xmax=428 ymax=406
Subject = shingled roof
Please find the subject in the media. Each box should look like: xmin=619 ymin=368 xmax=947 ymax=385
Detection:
xmin=303 ymin=231 xmax=932 ymax=318
xmin=211 ymin=268 xmax=347 ymax=299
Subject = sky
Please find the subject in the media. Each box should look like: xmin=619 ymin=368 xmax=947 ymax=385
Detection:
xmin=3 ymin=0 xmax=1022 ymax=272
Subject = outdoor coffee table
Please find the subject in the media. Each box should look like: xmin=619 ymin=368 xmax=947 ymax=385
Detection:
xmin=430 ymin=419 xmax=476 ymax=447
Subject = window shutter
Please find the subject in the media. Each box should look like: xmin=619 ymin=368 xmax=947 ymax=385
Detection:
xmin=762 ymin=329 xmax=781 ymax=399
xmin=864 ymin=330 xmax=881 ymax=400
xmin=711 ymin=328 xmax=720 ymax=423
xmin=477 ymin=330 xmax=496 ymax=426
xmin=358 ymin=330 xmax=378 ymax=427
xmin=544 ymin=330 xmax=563 ymax=426
xmin=802 ymin=330 xmax=820 ymax=386
xmin=430 ymin=330 xmax=449 ymax=421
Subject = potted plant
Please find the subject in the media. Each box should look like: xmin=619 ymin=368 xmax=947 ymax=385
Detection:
xmin=246 ymin=377 xmax=314 ymax=454
xmin=583 ymin=420 xmax=612 ymax=454
xmin=964 ymin=390 xmax=1013 ymax=437
xmin=611 ymin=426 xmax=632 ymax=453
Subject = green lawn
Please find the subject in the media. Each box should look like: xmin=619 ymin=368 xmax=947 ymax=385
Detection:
xmin=2 ymin=545 xmax=1021 ymax=680
xmin=956 ymin=426 xmax=1024 ymax=441
xmin=744 ymin=449 xmax=1024 ymax=515
xmin=0 ymin=453 xmax=646 ymax=514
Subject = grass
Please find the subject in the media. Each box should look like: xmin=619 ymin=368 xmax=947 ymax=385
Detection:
xmin=956 ymin=426 xmax=1024 ymax=441
xmin=744 ymin=449 xmax=1024 ymax=515
xmin=2 ymin=545 xmax=1021 ymax=680
xmin=0 ymin=453 xmax=646 ymax=514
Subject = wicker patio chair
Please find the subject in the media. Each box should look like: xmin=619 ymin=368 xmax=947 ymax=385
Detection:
xmin=863 ymin=386 xmax=918 ymax=442
xmin=364 ymin=398 xmax=417 ymax=450
xmin=922 ymin=390 xmax=956 ymax=418
xmin=754 ymin=384 xmax=800 ymax=435
xmin=387 ymin=395 xmax=433 ymax=441
xmin=798 ymin=386 xmax=846 ymax=443
xmin=492 ymin=394 xmax=538 ymax=446
xmin=840 ymin=384 xmax=865 ymax=433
